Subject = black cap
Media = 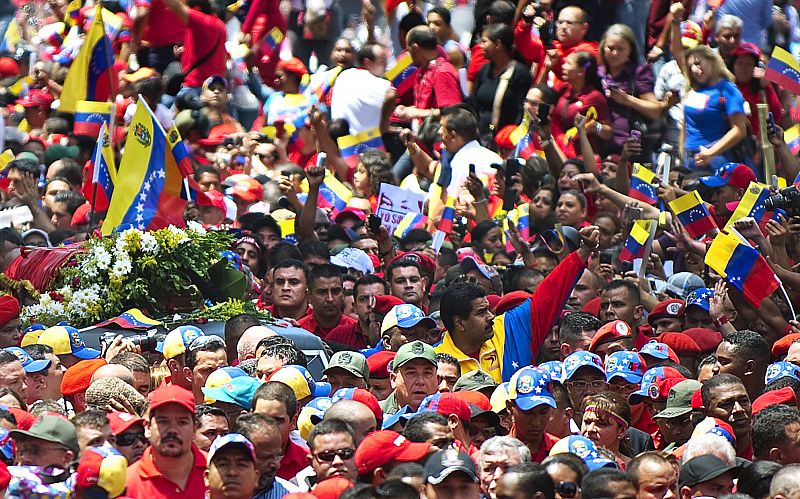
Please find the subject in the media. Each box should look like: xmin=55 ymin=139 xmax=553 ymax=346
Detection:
xmin=424 ymin=447 xmax=478 ymax=485
xmin=678 ymin=455 xmax=738 ymax=488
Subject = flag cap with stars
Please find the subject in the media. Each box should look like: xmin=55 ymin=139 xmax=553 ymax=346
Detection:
xmin=538 ymin=361 xmax=563 ymax=382
xmin=628 ymin=366 xmax=685 ymax=405
xmin=683 ymin=287 xmax=713 ymax=312
xmin=604 ymin=351 xmax=646 ymax=384
xmin=639 ymin=341 xmax=679 ymax=363
xmin=562 ymin=351 xmax=605 ymax=381
xmin=765 ymin=361 xmax=800 ymax=385
xmin=508 ymin=366 xmax=556 ymax=411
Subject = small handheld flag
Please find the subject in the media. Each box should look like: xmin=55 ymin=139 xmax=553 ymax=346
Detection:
xmin=620 ymin=219 xmax=654 ymax=262
xmin=705 ymin=230 xmax=780 ymax=308
xmin=60 ymin=5 xmax=114 ymax=113
xmin=74 ymin=100 xmax=113 ymax=136
xmin=785 ymin=124 xmax=800 ymax=155
xmin=629 ymin=164 xmax=659 ymax=205
xmin=668 ymin=190 xmax=717 ymax=238
xmin=438 ymin=197 xmax=456 ymax=235
xmin=394 ymin=213 xmax=428 ymax=239
xmin=89 ymin=121 xmax=116 ymax=212
xmin=724 ymin=181 xmax=771 ymax=230
xmin=385 ymin=53 xmax=418 ymax=95
xmin=765 ymin=46 xmax=800 ymax=96
xmin=337 ymin=128 xmax=385 ymax=169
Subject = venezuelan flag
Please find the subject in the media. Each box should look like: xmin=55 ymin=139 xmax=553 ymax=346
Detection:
xmin=510 ymin=115 xmax=537 ymax=160
xmin=65 ymin=0 xmax=83 ymax=26
xmin=267 ymin=103 xmax=310 ymax=129
xmin=319 ymin=173 xmax=353 ymax=212
xmin=438 ymin=197 xmax=456 ymax=234
xmin=668 ymin=190 xmax=717 ymax=238
xmin=60 ymin=5 xmax=114 ymax=114
xmin=166 ymin=125 xmax=194 ymax=177
xmin=629 ymin=164 xmax=659 ymax=205
xmin=516 ymin=203 xmax=530 ymax=241
xmin=337 ymin=128 xmax=385 ymax=169
xmin=74 ymin=100 xmax=113 ymax=136
xmin=304 ymin=66 xmax=343 ymax=104
xmin=765 ymin=46 xmax=800 ymax=96
xmin=785 ymin=124 xmax=800 ymax=155
xmin=101 ymin=99 xmax=185 ymax=235
xmin=705 ymin=231 xmax=780 ymax=308
xmin=263 ymin=27 xmax=284 ymax=52
xmin=96 ymin=308 xmax=161 ymax=329
xmin=724 ymin=181 xmax=771 ymax=230
xmin=89 ymin=122 xmax=116 ymax=212
xmin=620 ymin=219 xmax=653 ymax=262
xmin=394 ymin=213 xmax=428 ymax=238
xmin=385 ymin=53 xmax=418 ymax=95
xmin=278 ymin=217 xmax=297 ymax=244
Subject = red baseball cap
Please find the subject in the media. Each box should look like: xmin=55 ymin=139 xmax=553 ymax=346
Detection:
xmin=417 ymin=393 xmax=472 ymax=423
xmin=732 ymin=42 xmax=762 ymax=60
xmin=107 ymin=411 xmax=145 ymax=436
xmin=450 ymin=390 xmax=492 ymax=412
xmin=148 ymin=384 xmax=195 ymax=414
xmin=333 ymin=207 xmax=366 ymax=224
xmin=226 ymin=177 xmax=264 ymax=203
xmin=354 ymin=430 xmax=431 ymax=474
xmin=17 ymin=90 xmax=54 ymax=109
xmin=391 ymin=252 xmax=436 ymax=277
xmin=700 ymin=162 xmax=756 ymax=190
xmin=773 ymin=332 xmax=800 ymax=359
xmin=197 ymin=189 xmax=227 ymax=213
xmin=373 ymin=295 xmax=405 ymax=315
xmin=753 ymin=387 xmax=797 ymax=415
xmin=366 ymin=350 xmax=396 ymax=379
xmin=589 ymin=320 xmax=633 ymax=352
xmin=311 ymin=476 xmax=353 ymax=499
xmin=0 ymin=58 xmax=19 ymax=79
xmin=198 ymin=123 xmax=238 ymax=147
xmin=332 ymin=387 xmax=383 ymax=426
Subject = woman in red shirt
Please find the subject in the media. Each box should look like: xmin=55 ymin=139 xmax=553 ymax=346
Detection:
xmin=730 ymin=43 xmax=785 ymax=139
xmin=551 ymin=51 xmax=612 ymax=158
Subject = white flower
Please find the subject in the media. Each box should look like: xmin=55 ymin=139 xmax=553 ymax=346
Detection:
xmin=93 ymin=246 xmax=112 ymax=270
xmin=186 ymin=220 xmax=207 ymax=235
xmin=140 ymin=233 xmax=159 ymax=255
xmin=167 ymin=225 xmax=190 ymax=244
xmin=111 ymin=257 xmax=132 ymax=278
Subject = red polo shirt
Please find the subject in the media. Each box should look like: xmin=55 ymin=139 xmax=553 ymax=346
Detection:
xmin=277 ymin=439 xmax=310 ymax=481
xmin=413 ymin=56 xmax=462 ymax=111
xmin=298 ymin=312 xmax=364 ymax=348
xmin=510 ymin=427 xmax=559 ymax=463
xmin=126 ymin=444 xmax=207 ymax=499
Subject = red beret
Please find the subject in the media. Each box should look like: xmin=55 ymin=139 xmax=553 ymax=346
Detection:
xmin=495 ymin=291 xmax=531 ymax=315
xmin=366 ymin=350 xmax=396 ymax=379
xmin=451 ymin=390 xmax=492 ymax=412
xmin=0 ymin=295 xmax=19 ymax=327
xmin=494 ymin=124 xmax=516 ymax=150
xmin=772 ymin=333 xmax=800 ymax=359
xmin=657 ymin=332 xmax=701 ymax=355
xmin=753 ymin=387 xmax=797 ymax=415
xmin=683 ymin=328 xmax=724 ymax=354
xmin=391 ymin=252 xmax=436 ymax=277
xmin=486 ymin=294 xmax=501 ymax=312
xmin=277 ymin=57 xmax=308 ymax=77
xmin=373 ymin=295 xmax=405 ymax=315
xmin=61 ymin=359 xmax=107 ymax=396
xmin=647 ymin=299 xmax=684 ymax=326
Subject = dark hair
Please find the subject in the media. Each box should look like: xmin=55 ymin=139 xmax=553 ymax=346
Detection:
xmin=265 ymin=243 xmax=304 ymax=271
xmin=299 ymin=240 xmax=330 ymax=261
xmin=195 ymin=404 xmax=227 ymax=420
xmin=428 ymin=6 xmax=451 ymax=25
xmin=308 ymin=263 xmax=343 ymax=289
xmin=722 ymin=330 xmax=770 ymax=364
xmin=375 ymin=480 xmax=420 ymax=499
xmin=551 ymin=380 xmax=571 ymax=409
xmin=765 ymin=377 xmax=800 ymax=395
xmin=572 ymin=51 xmax=603 ymax=92
xmin=136 ymin=76 xmax=164 ymax=101
xmin=360 ymin=148 xmax=393 ymax=197
xmin=110 ymin=351 xmax=150 ymax=374
xmin=470 ymin=220 xmax=501 ymax=248
xmin=435 ymin=353 xmax=461 ymax=376
xmin=224 ymin=314 xmax=261 ymax=358
xmin=484 ymin=23 xmax=514 ymax=53
xmin=234 ymin=412 xmax=281 ymax=440
xmin=73 ymin=407 xmax=108 ymax=431
xmin=698 ymin=354 xmax=717 ymax=372
xmin=400 ymin=229 xmax=431 ymax=250
xmin=559 ymin=312 xmax=601 ymax=346
xmin=258 ymin=342 xmax=308 ymax=368
xmin=581 ymin=469 xmax=631 ymax=499
xmin=407 ymin=26 xmax=438 ymax=50
xmin=308 ymin=418 xmax=355 ymax=451
xmin=603 ymin=280 xmax=642 ymax=306
xmin=398 ymin=10 xmax=426 ymax=36
xmin=542 ymin=453 xmax=588 ymax=481
xmin=252 ymin=381 xmax=298 ymax=416
xmin=627 ymin=452 xmax=671 ymax=488
xmin=49 ymin=158 xmax=83 ymax=188
xmin=440 ymin=282 xmax=486 ymax=332
xmin=753 ymin=405 xmax=800 ymax=459
xmin=53 ymin=191 xmax=87 ymax=215
xmin=193 ymin=164 xmax=220 ymax=182
xmin=487 ymin=0 xmax=515 ymax=25
xmin=9 ymin=158 xmax=39 ymax=177
xmin=185 ymin=336 xmax=226 ymax=370
xmin=44 ymin=118 xmax=70 ymax=135
xmin=23 ymin=343 xmax=53 ymax=359
xmin=441 ymin=106 xmax=479 ymax=142
xmin=403 ymin=412 xmax=449 ymax=442
xmin=701 ymin=373 xmax=745 ymax=408
xmin=354 ymin=274 xmax=389 ymax=298
xmin=736 ymin=460 xmax=782 ymax=499
xmin=558 ymin=189 xmax=587 ymax=210
xmin=273 ymin=258 xmax=309 ymax=278
xmin=386 ymin=259 xmax=422 ymax=283
xmin=357 ymin=44 xmax=378 ymax=66
xmin=504 ymin=463 xmax=556 ymax=499
xmin=0 ymin=350 xmax=19 ymax=368
xmin=504 ymin=267 xmax=544 ymax=293
xmin=0 ymin=387 xmax=24 ymax=410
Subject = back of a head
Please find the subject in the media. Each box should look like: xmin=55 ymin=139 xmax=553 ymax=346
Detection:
xmin=581 ymin=469 xmax=630 ymax=499
xmin=770 ymin=463 xmax=800 ymax=498
xmin=225 ymin=314 xmax=261 ymax=355
xmin=737 ymin=460 xmax=782 ymax=499
xmin=559 ymin=312 xmax=601 ymax=344
xmin=682 ymin=433 xmax=736 ymax=466
xmin=503 ymin=463 xmax=555 ymax=499
xmin=252 ymin=381 xmax=298 ymax=416
xmin=406 ymin=26 xmax=438 ymax=50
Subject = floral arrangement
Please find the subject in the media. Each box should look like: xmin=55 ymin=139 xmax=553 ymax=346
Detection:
xmin=22 ymin=222 xmax=234 ymax=327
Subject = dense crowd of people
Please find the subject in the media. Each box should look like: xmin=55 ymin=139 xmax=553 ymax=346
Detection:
xmin=0 ymin=0 xmax=799 ymax=496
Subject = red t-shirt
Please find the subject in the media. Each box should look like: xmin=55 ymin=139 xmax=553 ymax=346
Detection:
xmin=126 ymin=444 xmax=207 ymax=499
xmin=737 ymin=82 xmax=783 ymax=139
xmin=182 ymin=9 xmax=227 ymax=88
xmin=139 ymin=0 xmax=185 ymax=47
xmin=413 ymin=57 xmax=462 ymax=110
xmin=277 ymin=439 xmax=311 ymax=481
xmin=551 ymin=85 xmax=609 ymax=157
xmin=298 ymin=312 xmax=364 ymax=348
xmin=552 ymin=40 xmax=599 ymax=82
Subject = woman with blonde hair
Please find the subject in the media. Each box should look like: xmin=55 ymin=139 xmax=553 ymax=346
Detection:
xmin=670 ymin=3 xmax=748 ymax=171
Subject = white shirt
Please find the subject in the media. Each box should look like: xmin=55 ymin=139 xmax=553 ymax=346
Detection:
xmin=124 ymin=102 xmax=174 ymax=131
xmin=447 ymin=140 xmax=503 ymax=197
xmin=330 ymin=68 xmax=391 ymax=134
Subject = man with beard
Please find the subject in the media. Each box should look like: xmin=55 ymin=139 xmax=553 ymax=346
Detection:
xmin=268 ymin=259 xmax=311 ymax=320
xmin=126 ymin=385 xmax=207 ymax=498
xmin=233 ymin=412 xmax=298 ymax=498
xmin=701 ymin=373 xmax=754 ymax=459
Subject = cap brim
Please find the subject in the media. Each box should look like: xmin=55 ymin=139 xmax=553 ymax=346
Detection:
xmin=397 ymin=316 xmax=437 ymax=330
xmin=471 ymin=408 xmax=501 ymax=427
xmin=428 ymin=467 xmax=479 ymax=485
xmin=641 ymin=351 xmax=670 ymax=360
xmin=72 ymin=347 xmax=101 ymax=359
xmin=628 ymin=390 xmax=648 ymax=404
xmin=201 ymin=387 xmax=237 ymax=405
xmin=654 ymin=407 xmax=692 ymax=419
xmin=586 ymin=458 xmax=617 ymax=471
xmin=514 ymin=394 xmax=557 ymax=411
xmin=607 ymin=372 xmax=643 ymax=384
xmin=699 ymin=176 xmax=727 ymax=188
xmin=395 ymin=440 xmax=431 ymax=463
xmin=23 ymin=359 xmax=51 ymax=373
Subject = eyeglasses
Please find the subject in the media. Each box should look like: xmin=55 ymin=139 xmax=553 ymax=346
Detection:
xmin=468 ymin=426 xmax=497 ymax=439
xmin=116 ymin=431 xmax=148 ymax=446
xmin=315 ymin=448 xmax=355 ymax=462
xmin=556 ymin=481 xmax=580 ymax=498
xmin=606 ymin=382 xmax=639 ymax=393
xmin=565 ymin=380 xmax=607 ymax=391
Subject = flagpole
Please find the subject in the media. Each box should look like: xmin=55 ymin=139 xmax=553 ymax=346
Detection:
xmin=780 ymin=283 xmax=797 ymax=319
xmin=637 ymin=220 xmax=659 ymax=280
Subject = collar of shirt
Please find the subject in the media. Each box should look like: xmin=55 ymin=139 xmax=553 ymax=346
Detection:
xmin=136 ymin=443 xmax=207 ymax=480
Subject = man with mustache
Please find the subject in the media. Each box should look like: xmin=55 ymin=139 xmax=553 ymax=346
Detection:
xmin=126 ymin=384 xmax=208 ymax=498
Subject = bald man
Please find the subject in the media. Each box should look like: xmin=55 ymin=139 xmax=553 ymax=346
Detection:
xmin=771 ymin=464 xmax=800 ymax=499
xmin=324 ymin=400 xmax=377 ymax=445
xmin=91 ymin=364 xmax=135 ymax=387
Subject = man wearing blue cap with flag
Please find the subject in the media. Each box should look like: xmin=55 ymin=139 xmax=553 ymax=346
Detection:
xmin=506 ymin=366 xmax=558 ymax=462
xmin=698 ymin=162 xmax=757 ymax=227
xmin=37 ymin=325 xmax=101 ymax=368
xmin=157 ymin=324 xmax=205 ymax=395
xmin=205 ymin=433 xmax=261 ymax=499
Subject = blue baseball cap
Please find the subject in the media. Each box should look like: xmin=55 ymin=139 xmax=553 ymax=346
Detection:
xmin=549 ymin=435 xmax=617 ymax=471
xmin=685 ymin=288 xmax=714 ymax=312
xmin=604 ymin=351 xmax=646 ymax=384
xmin=639 ymin=341 xmax=674 ymax=361
xmin=699 ymin=162 xmax=756 ymax=189
xmin=382 ymin=405 xmax=411 ymax=429
xmin=538 ymin=361 xmax=563 ymax=382
xmin=508 ymin=366 xmax=556 ymax=411
xmin=765 ymin=361 xmax=800 ymax=385
xmin=201 ymin=376 xmax=263 ymax=409
xmin=4 ymin=347 xmax=51 ymax=374
xmin=381 ymin=304 xmax=437 ymax=334
xmin=156 ymin=325 xmax=205 ymax=359
xmin=315 ymin=382 xmax=332 ymax=398
xmin=208 ymin=433 xmax=256 ymax=462
xmin=303 ymin=396 xmax=335 ymax=426
xmin=629 ymin=366 xmax=685 ymax=405
xmin=562 ymin=351 xmax=605 ymax=381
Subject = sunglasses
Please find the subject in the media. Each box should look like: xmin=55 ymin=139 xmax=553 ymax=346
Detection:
xmin=556 ymin=481 xmax=580 ymax=498
xmin=315 ymin=448 xmax=355 ymax=462
xmin=116 ymin=431 xmax=147 ymax=446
